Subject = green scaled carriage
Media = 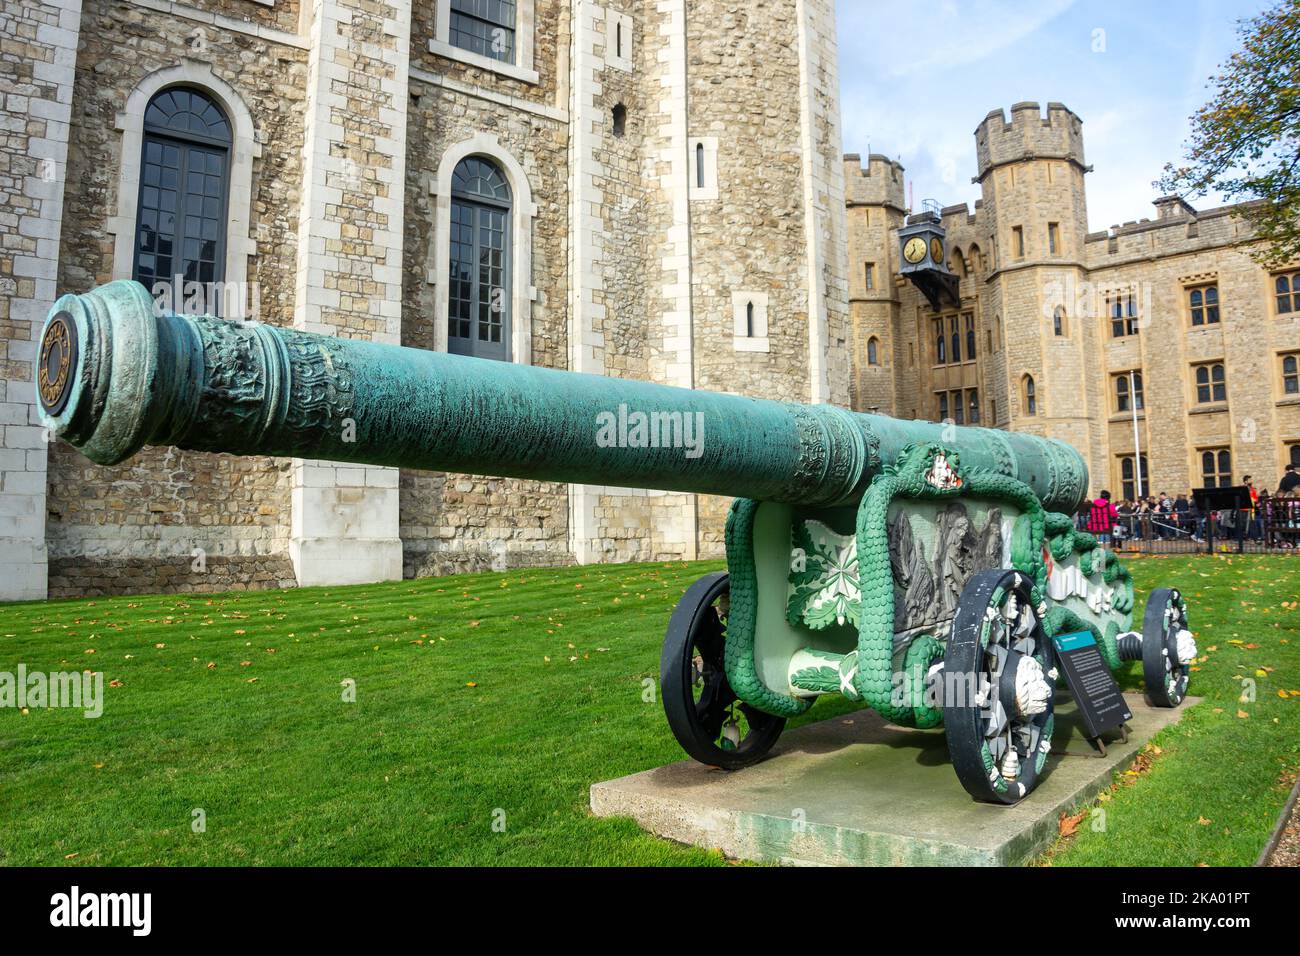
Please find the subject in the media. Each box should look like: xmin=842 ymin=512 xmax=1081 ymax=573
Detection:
xmin=37 ymin=281 xmax=1195 ymax=804
xmin=660 ymin=440 xmax=1195 ymax=803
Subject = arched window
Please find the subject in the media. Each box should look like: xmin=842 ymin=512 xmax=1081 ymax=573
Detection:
xmin=935 ymin=321 xmax=946 ymax=363
xmin=867 ymin=336 xmax=879 ymax=366
xmin=612 ymin=103 xmax=627 ymax=138
xmin=950 ymin=316 xmax=961 ymax=363
xmin=1023 ymin=375 xmax=1037 ymax=416
xmin=1053 ymin=305 xmax=1066 ymax=337
xmin=964 ymin=314 xmax=976 ymax=359
xmin=968 ymin=244 xmax=982 ymax=275
xmin=449 ymin=156 xmax=511 ymax=361
xmin=1201 ymin=448 xmax=1231 ymax=488
xmin=133 ymin=87 xmax=232 ymax=296
xmin=1195 ymin=362 xmax=1226 ymax=403
xmin=1283 ymin=353 xmax=1299 ymax=394
xmin=1189 ymin=284 xmax=1220 ymax=325
xmin=745 ymin=300 xmax=755 ymax=337
xmin=1276 ymin=274 xmax=1299 ymax=315
xmin=696 ymin=142 xmax=705 ymax=189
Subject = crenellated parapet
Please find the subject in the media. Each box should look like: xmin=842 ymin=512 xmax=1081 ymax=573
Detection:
xmin=844 ymin=152 xmax=906 ymax=210
xmin=974 ymin=101 xmax=1087 ymax=181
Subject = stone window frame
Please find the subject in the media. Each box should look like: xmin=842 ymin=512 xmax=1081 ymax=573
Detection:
xmin=1022 ymin=373 xmax=1037 ymax=416
xmin=1192 ymin=360 xmax=1227 ymax=405
xmin=1112 ymin=369 xmax=1144 ymax=414
xmin=732 ymin=291 xmax=769 ymax=353
xmin=1278 ymin=349 xmax=1299 ymax=398
xmin=1186 ymin=281 xmax=1221 ymax=326
xmin=430 ymin=0 xmax=539 ymax=85
xmin=606 ymin=10 xmax=633 ymax=72
xmin=429 ymin=133 xmax=537 ymax=364
xmin=107 ymin=63 xmax=259 ymax=299
xmin=1273 ymin=270 xmax=1300 ymax=316
xmin=689 ymin=136 xmax=718 ymax=201
xmin=1198 ymin=446 xmax=1233 ymax=488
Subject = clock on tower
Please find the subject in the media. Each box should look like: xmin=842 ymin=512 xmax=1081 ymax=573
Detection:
xmin=897 ymin=208 xmax=960 ymax=312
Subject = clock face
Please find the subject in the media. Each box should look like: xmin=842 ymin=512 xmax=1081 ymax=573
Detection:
xmin=903 ymin=237 xmax=927 ymax=264
xmin=931 ymin=237 xmax=944 ymax=264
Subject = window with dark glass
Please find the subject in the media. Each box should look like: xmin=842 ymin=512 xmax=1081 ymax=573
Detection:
xmin=1275 ymin=274 xmax=1299 ymax=314
xmin=1115 ymin=371 xmax=1143 ymax=412
xmin=449 ymin=0 xmax=516 ymax=64
xmin=949 ymin=316 xmax=960 ymax=363
xmin=1189 ymin=284 xmax=1220 ymax=326
xmin=867 ymin=336 xmax=879 ymax=365
xmin=1023 ymin=375 xmax=1036 ymax=415
xmin=1194 ymin=363 xmax=1226 ymax=403
xmin=133 ymin=87 xmax=231 ymax=302
xmin=934 ymin=318 xmax=946 ymax=363
xmin=967 ymin=389 xmax=979 ymax=424
xmin=1291 ymin=443 xmax=1300 ymax=468
xmin=1109 ymin=293 xmax=1138 ymax=337
xmin=1119 ymin=454 xmax=1149 ymax=501
xmin=938 ymin=392 xmax=948 ymax=421
xmin=963 ymin=313 xmax=976 ymax=358
xmin=1282 ymin=353 xmax=1298 ymax=395
xmin=1053 ymin=306 xmax=1065 ymax=337
xmin=1201 ymin=448 xmax=1231 ymax=488
xmin=449 ymin=156 xmax=511 ymax=361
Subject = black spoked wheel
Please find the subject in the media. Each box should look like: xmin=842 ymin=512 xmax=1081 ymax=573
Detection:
xmin=1142 ymin=587 xmax=1193 ymax=708
xmin=944 ymin=569 xmax=1056 ymax=804
xmin=660 ymin=572 xmax=785 ymax=770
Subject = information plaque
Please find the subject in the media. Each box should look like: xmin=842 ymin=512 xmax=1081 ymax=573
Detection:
xmin=1051 ymin=630 xmax=1132 ymax=739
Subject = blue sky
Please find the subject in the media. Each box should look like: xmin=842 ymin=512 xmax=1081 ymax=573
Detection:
xmin=835 ymin=0 xmax=1273 ymax=232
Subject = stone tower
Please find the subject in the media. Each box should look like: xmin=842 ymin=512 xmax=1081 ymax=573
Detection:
xmin=975 ymin=102 xmax=1098 ymax=462
xmin=844 ymin=154 xmax=905 ymax=413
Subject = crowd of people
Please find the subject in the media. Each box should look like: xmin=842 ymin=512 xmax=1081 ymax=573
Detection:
xmin=1082 ymin=464 xmax=1300 ymax=550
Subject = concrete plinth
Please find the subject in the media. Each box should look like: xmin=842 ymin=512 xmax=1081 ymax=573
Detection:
xmin=591 ymin=693 xmax=1199 ymax=866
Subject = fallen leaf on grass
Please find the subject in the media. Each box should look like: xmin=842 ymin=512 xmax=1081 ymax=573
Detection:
xmin=1197 ymin=816 xmax=1212 ymax=826
xmin=1237 ymin=709 xmax=1249 ymax=719
xmin=1058 ymin=809 xmax=1087 ymax=838
xmin=108 ymin=679 xmax=123 ymax=688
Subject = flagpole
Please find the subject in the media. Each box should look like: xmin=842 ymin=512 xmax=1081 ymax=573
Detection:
xmin=1130 ymin=369 xmax=1144 ymax=499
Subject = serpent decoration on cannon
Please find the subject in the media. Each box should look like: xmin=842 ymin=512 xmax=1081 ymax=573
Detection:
xmin=37 ymin=281 xmax=1197 ymax=804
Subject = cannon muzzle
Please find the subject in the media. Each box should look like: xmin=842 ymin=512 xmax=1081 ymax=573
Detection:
xmin=36 ymin=280 xmax=1088 ymax=510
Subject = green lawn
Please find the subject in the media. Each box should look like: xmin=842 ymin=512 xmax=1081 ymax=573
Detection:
xmin=0 ymin=555 xmax=1296 ymax=866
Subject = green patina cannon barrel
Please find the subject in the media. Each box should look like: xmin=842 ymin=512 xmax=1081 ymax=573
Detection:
xmin=35 ymin=280 xmax=1088 ymax=510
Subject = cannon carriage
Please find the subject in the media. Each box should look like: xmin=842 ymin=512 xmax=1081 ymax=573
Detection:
xmin=36 ymin=281 xmax=1195 ymax=804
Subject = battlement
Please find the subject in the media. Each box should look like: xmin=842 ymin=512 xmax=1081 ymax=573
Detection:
xmin=975 ymin=101 xmax=1086 ymax=179
xmin=844 ymin=152 xmax=906 ymax=209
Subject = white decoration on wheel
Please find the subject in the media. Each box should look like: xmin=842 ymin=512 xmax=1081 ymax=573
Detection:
xmin=1175 ymin=629 xmax=1197 ymax=665
xmin=1013 ymin=655 xmax=1051 ymax=716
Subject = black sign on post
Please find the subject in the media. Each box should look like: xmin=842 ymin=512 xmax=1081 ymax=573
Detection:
xmin=1051 ymin=630 xmax=1133 ymax=740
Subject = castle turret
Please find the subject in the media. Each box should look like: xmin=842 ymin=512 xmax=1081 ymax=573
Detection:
xmin=974 ymin=103 xmax=1098 ymax=477
xmin=844 ymin=154 xmax=907 ymax=413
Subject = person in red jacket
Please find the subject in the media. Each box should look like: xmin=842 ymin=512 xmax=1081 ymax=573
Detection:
xmin=1086 ymin=489 xmax=1118 ymax=546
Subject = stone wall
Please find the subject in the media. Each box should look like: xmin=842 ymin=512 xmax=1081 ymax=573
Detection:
xmin=0 ymin=0 xmax=81 ymax=601
xmin=2 ymin=0 xmax=855 ymax=598
xmin=42 ymin=0 xmax=307 ymax=597
xmin=399 ymin=48 xmax=573 ymax=574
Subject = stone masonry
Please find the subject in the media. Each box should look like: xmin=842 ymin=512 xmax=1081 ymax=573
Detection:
xmin=0 ymin=0 xmax=851 ymax=598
